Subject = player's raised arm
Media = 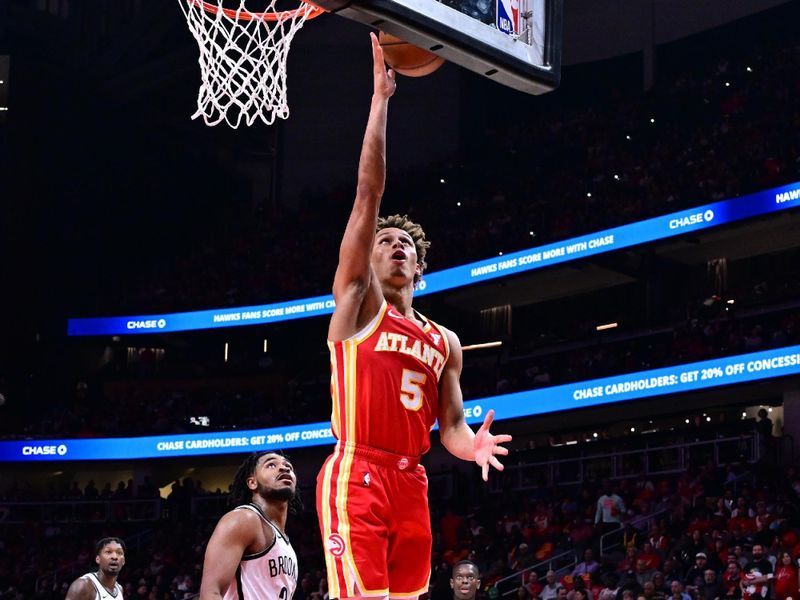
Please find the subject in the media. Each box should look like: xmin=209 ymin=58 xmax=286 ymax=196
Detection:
xmin=329 ymin=33 xmax=397 ymax=341
xmin=437 ymin=329 xmax=512 ymax=481
xmin=200 ymin=511 xmax=270 ymax=600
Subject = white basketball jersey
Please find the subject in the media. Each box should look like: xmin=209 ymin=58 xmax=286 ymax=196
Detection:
xmin=223 ymin=504 xmax=298 ymax=600
xmin=81 ymin=573 xmax=123 ymax=600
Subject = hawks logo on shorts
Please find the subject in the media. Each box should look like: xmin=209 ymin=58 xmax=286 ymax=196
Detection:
xmin=327 ymin=533 xmax=346 ymax=557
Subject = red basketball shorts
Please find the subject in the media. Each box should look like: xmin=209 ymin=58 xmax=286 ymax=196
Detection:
xmin=316 ymin=442 xmax=432 ymax=599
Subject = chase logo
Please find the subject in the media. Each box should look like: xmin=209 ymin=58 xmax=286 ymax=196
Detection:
xmin=496 ymin=0 xmax=519 ymax=35
xmin=668 ymin=209 xmax=714 ymax=230
xmin=126 ymin=319 xmax=167 ymax=330
xmin=22 ymin=444 xmax=67 ymax=456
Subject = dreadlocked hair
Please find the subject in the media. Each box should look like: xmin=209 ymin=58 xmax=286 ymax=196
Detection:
xmin=229 ymin=450 xmax=304 ymax=515
xmin=377 ymin=214 xmax=431 ymax=285
xmin=230 ymin=451 xmax=266 ymax=508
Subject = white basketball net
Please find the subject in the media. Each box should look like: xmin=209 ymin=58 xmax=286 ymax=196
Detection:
xmin=179 ymin=0 xmax=321 ymax=128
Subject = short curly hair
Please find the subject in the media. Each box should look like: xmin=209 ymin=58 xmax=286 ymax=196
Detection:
xmin=95 ymin=537 xmax=125 ymax=556
xmin=376 ymin=214 xmax=431 ymax=285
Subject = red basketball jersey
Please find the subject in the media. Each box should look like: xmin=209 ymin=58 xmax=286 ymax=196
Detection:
xmin=328 ymin=300 xmax=450 ymax=456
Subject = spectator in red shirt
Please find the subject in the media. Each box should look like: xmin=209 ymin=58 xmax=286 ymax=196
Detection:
xmin=525 ymin=570 xmax=545 ymax=599
xmin=729 ymin=500 xmax=755 ymax=534
xmin=568 ymin=517 xmax=595 ymax=552
xmin=773 ymin=552 xmax=798 ymax=600
xmin=640 ymin=542 xmax=663 ymax=571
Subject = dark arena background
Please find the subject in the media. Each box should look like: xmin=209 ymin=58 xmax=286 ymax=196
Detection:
xmin=2 ymin=0 xmax=800 ymax=598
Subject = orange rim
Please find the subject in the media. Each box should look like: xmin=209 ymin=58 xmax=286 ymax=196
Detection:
xmin=191 ymin=0 xmax=325 ymax=22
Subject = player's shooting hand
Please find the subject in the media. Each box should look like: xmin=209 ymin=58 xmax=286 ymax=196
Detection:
xmin=473 ymin=409 xmax=512 ymax=481
xmin=370 ymin=32 xmax=396 ymax=99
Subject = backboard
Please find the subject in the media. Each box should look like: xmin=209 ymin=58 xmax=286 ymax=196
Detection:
xmin=313 ymin=0 xmax=562 ymax=94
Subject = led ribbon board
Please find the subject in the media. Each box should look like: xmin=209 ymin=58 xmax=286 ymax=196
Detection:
xmin=67 ymin=181 xmax=800 ymax=336
xmin=3 ymin=344 xmax=799 ymax=461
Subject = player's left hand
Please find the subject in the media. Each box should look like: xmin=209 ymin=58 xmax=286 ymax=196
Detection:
xmin=473 ymin=409 xmax=511 ymax=481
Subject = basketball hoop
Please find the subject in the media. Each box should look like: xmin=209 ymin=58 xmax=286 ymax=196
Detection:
xmin=179 ymin=0 xmax=325 ymax=128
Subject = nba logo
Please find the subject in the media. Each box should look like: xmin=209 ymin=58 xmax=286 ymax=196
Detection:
xmin=496 ymin=0 xmax=519 ymax=36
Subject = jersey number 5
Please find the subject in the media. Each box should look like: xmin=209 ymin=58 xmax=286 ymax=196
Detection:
xmin=400 ymin=369 xmax=427 ymax=411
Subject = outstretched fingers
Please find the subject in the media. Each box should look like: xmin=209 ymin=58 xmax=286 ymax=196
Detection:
xmin=475 ymin=408 xmax=513 ymax=481
xmin=489 ymin=456 xmax=505 ymax=471
xmin=370 ymin=32 xmax=383 ymax=72
xmin=482 ymin=457 xmax=505 ymax=482
xmin=369 ymin=32 xmax=396 ymax=97
xmin=479 ymin=408 xmax=496 ymax=432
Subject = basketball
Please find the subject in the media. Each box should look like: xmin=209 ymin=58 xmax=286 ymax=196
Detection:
xmin=378 ymin=31 xmax=445 ymax=77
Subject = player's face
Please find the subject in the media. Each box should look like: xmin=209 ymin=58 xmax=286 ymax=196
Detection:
xmin=96 ymin=542 xmax=125 ymax=575
xmin=372 ymin=228 xmax=421 ymax=287
xmin=251 ymin=453 xmax=297 ymax=501
xmin=450 ymin=564 xmax=480 ymax=600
